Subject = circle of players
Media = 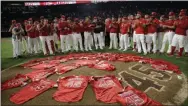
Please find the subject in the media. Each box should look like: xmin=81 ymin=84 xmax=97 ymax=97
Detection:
xmin=9 ymin=9 xmax=188 ymax=58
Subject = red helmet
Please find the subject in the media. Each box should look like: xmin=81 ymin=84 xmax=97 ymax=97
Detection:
xmin=74 ymin=18 xmax=79 ymax=21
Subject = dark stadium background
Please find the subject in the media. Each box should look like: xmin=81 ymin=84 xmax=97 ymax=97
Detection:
xmin=1 ymin=1 xmax=188 ymax=37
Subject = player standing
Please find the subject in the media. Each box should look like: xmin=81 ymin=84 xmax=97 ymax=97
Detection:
xmin=109 ymin=17 xmax=119 ymax=49
xmin=157 ymin=15 xmax=165 ymax=52
xmin=160 ymin=12 xmax=175 ymax=54
xmin=26 ymin=18 xmax=38 ymax=54
xmin=133 ymin=12 xmax=147 ymax=55
xmin=58 ymin=15 xmax=69 ymax=53
xmin=119 ymin=17 xmax=131 ymax=51
xmin=93 ymin=17 xmax=104 ymax=50
xmin=170 ymin=12 xmax=188 ymax=57
xmin=72 ymin=18 xmax=84 ymax=52
xmin=145 ymin=12 xmax=159 ymax=53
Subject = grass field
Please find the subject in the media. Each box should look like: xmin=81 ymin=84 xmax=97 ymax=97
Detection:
xmin=1 ymin=37 xmax=188 ymax=105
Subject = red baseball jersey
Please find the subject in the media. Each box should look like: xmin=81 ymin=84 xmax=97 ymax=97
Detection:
xmin=158 ymin=20 xmax=165 ymax=32
xmin=55 ymin=63 xmax=81 ymax=75
xmin=120 ymin=22 xmax=131 ymax=34
xmin=83 ymin=22 xmax=93 ymax=32
xmin=26 ymin=69 xmax=55 ymax=82
xmin=72 ymin=23 xmax=82 ymax=33
xmin=58 ymin=21 xmax=68 ymax=35
xmin=73 ymin=59 xmax=99 ymax=66
xmin=53 ymin=75 xmax=89 ymax=102
xmin=147 ymin=18 xmax=159 ymax=34
xmin=90 ymin=75 xmax=123 ymax=103
xmin=164 ymin=20 xmax=175 ymax=32
xmin=10 ymin=79 xmax=56 ymax=104
xmin=88 ymin=61 xmax=115 ymax=71
xmin=116 ymin=86 xmax=162 ymax=106
xmin=67 ymin=23 xmax=72 ymax=34
xmin=38 ymin=24 xmax=49 ymax=36
xmin=30 ymin=62 xmax=56 ymax=70
xmin=175 ymin=18 xmax=188 ymax=36
xmin=109 ymin=22 xmax=119 ymax=33
xmin=1 ymin=74 xmax=28 ymax=91
xmin=135 ymin=18 xmax=146 ymax=34
xmin=26 ymin=25 xmax=36 ymax=38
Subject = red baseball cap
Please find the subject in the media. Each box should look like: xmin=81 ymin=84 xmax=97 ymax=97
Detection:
xmin=74 ymin=18 xmax=79 ymax=21
xmin=28 ymin=18 xmax=32 ymax=21
xmin=160 ymin=15 xmax=165 ymax=18
xmin=179 ymin=12 xmax=186 ymax=16
xmin=137 ymin=11 xmax=142 ymax=15
xmin=181 ymin=9 xmax=187 ymax=12
xmin=94 ymin=17 xmax=97 ymax=19
xmin=61 ymin=15 xmax=65 ymax=19
xmin=40 ymin=16 xmax=44 ymax=19
xmin=16 ymin=23 xmax=21 ymax=27
xmin=169 ymin=12 xmax=175 ymax=16
xmin=151 ymin=12 xmax=157 ymax=17
xmin=12 ymin=20 xmax=16 ymax=24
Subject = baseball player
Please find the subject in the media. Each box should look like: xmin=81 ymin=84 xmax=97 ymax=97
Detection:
xmin=10 ymin=22 xmax=24 ymax=58
xmin=53 ymin=17 xmax=59 ymax=51
xmin=66 ymin=17 xmax=73 ymax=51
xmin=58 ymin=15 xmax=69 ymax=53
xmin=72 ymin=18 xmax=84 ymax=51
xmin=157 ymin=15 xmax=165 ymax=52
xmin=160 ymin=12 xmax=175 ymax=54
xmin=105 ymin=18 xmax=111 ymax=47
xmin=93 ymin=17 xmax=104 ymax=50
xmin=83 ymin=17 xmax=93 ymax=51
xmin=109 ymin=17 xmax=119 ymax=49
xmin=26 ymin=18 xmax=38 ymax=54
xmin=145 ymin=12 xmax=159 ymax=53
xmin=170 ymin=12 xmax=188 ymax=57
xmin=117 ymin=17 xmax=122 ymax=48
xmin=21 ymin=20 xmax=29 ymax=54
xmin=119 ymin=17 xmax=131 ymax=51
xmin=127 ymin=15 xmax=134 ymax=49
xmin=133 ymin=11 xmax=147 ymax=55
xmin=37 ymin=18 xmax=54 ymax=55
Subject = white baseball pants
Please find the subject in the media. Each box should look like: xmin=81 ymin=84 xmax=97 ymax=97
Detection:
xmin=145 ymin=32 xmax=157 ymax=53
xmin=135 ymin=34 xmax=147 ymax=54
xmin=28 ymin=37 xmax=38 ymax=54
xmin=160 ymin=31 xmax=174 ymax=53
xmin=39 ymin=36 xmax=54 ymax=55
xmin=12 ymin=36 xmax=22 ymax=57
xmin=94 ymin=33 xmax=103 ymax=49
xmin=157 ymin=32 xmax=164 ymax=51
xmin=21 ymin=36 xmax=29 ymax=53
xmin=119 ymin=34 xmax=129 ymax=50
xmin=84 ymin=32 xmax=92 ymax=51
xmin=66 ymin=34 xmax=73 ymax=51
xmin=184 ymin=30 xmax=188 ymax=53
xmin=73 ymin=33 xmax=84 ymax=51
xmin=171 ymin=34 xmax=185 ymax=48
xmin=100 ymin=32 xmax=105 ymax=47
xmin=36 ymin=37 xmax=41 ymax=52
xmin=109 ymin=33 xmax=118 ymax=49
